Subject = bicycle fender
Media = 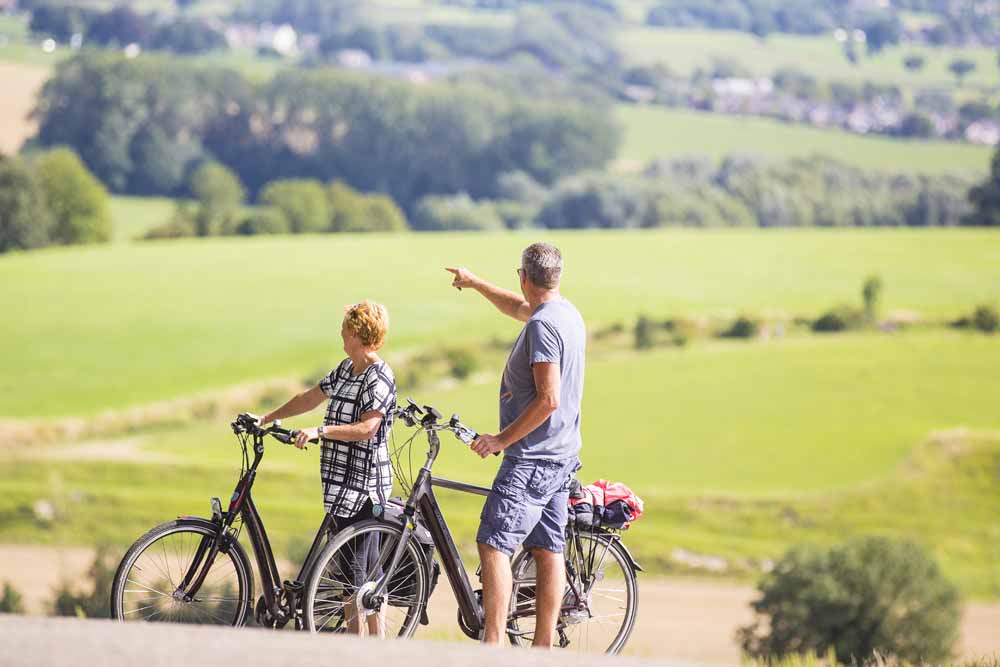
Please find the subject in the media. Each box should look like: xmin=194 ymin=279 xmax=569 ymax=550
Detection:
xmin=174 ymin=516 xmax=239 ymax=553
xmin=601 ymin=530 xmax=643 ymax=573
xmin=382 ymin=504 xmax=434 ymax=546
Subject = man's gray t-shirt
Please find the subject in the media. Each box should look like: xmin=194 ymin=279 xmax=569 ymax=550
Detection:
xmin=500 ymin=298 xmax=586 ymax=460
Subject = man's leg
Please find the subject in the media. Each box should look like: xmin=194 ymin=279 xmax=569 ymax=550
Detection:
xmin=478 ymin=542 xmax=512 ymax=645
xmin=530 ymin=547 xmax=565 ymax=648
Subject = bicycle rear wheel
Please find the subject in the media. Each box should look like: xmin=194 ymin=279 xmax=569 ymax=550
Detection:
xmin=110 ymin=519 xmax=253 ymax=626
xmin=508 ymin=530 xmax=638 ymax=654
xmin=303 ymin=520 xmax=427 ymax=638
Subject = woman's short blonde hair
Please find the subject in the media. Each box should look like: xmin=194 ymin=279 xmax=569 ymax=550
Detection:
xmin=343 ymin=300 xmax=390 ymax=350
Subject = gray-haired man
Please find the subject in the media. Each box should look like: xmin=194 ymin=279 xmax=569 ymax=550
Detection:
xmin=446 ymin=242 xmax=585 ymax=647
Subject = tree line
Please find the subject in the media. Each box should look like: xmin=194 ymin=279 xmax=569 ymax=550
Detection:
xmin=31 ymin=53 xmax=620 ymax=211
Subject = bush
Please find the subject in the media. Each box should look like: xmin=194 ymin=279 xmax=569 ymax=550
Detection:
xmin=144 ymin=206 xmax=197 ymax=240
xmin=328 ymin=181 xmax=408 ymax=233
xmin=34 ymin=147 xmax=112 ymax=245
xmin=0 ymin=581 xmax=25 ymax=613
xmin=50 ymin=546 xmax=117 ymax=619
xmin=190 ymin=162 xmax=246 ymax=236
xmin=738 ymin=536 xmax=960 ymax=665
xmin=0 ymin=155 xmax=53 ymax=253
xmin=811 ymin=306 xmax=863 ymax=333
xmin=862 ymin=274 xmax=883 ymax=325
xmin=411 ymin=194 xmax=504 ymax=231
xmin=634 ymin=315 xmax=655 ymax=350
xmin=260 ymin=179 xmax=328 ymax=234
xmin=720 ymin=315 xmax=759 ymax=339
xmin=445 ymin=347 xmax=478 ymax=380
xmin=233 ymin=208 xmax=290 ymax=236
xmin=972 ymin=304 xmax=999 ymax=334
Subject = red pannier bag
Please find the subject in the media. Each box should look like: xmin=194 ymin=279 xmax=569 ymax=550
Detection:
xmin=569 ymin=479 xmax=644 ymax=530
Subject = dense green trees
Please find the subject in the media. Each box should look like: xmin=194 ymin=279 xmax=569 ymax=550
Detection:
xmin=259 ymin=180 xmax=329 ymax=234
xmin=965 ymin=148 xmax=1000 ymax=226
xmin=0 ymin=149 xmax=111 ymax=254
xmin=0 ymin=156 xmax=53 ymax=253
xmin=189 ymin=162 xmax=246 ymax=236
xmin=33 ymin=55 xmax=619 ymax=211
xmin=34 ymin=148 xmax=112 ymax=244
xmin=738 ymin=537 xmax=960 ymax=665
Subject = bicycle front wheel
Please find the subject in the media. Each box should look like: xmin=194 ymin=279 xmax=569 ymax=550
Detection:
xmin=509 ymin=529 xmax=638 ymax=654
xmin=303 ymin=520 xmax=427 ymax=638
xmin=110 ymin=519 xmax=253 ymax=626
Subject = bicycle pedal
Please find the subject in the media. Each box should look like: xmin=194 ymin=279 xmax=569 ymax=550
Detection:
xmin=283 ymin=579 xmax=304 ymax=593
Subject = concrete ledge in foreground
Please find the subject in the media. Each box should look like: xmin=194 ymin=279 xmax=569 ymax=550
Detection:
xmin=0 ymin=615 xmax=718 ymax=667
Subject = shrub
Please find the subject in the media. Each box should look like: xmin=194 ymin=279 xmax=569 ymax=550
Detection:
xmin=634 ymin=315 xmax=655 ymax=350
xmin=811 ymin=306 xmax=863 ymax=333
xmin=0 ymin=155 xmax=53 ymax=253
xmin=34 ymin=147 xmax=112 ymax=245
xmin=0 ymin=581 xmax=25 ymax=613
xmin=972 ymin=304 xmax=999 ymax=334
xmin=50 ymin=546 xmax=117 ymax=619
xmin=260 ymin=179 xmax=328 ymax=234
xmin=720 ymin=315 xmax=759 ymax=339
xmin=190 ymin=162 xmax=246 ymax=236
xmin=328 ymin=181 xmax=408 ymax=233
xmin=233 ymin=208 xmax=290 ymax=236
xmin=144 ymin=206 xmax=197 ymax=240
xmin=738 ymin=536 xmax=960 ymax=666
xmin=861 ymin=274 xmax=883 ymax=324
xmin=411 ymin=194 xmax=504 ymax=231
xmin=445 ymin=347 xmax=479 ymax=380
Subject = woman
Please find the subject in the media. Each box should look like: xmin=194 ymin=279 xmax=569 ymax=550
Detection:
xmin=256 ymin=300 xmax=396 ymax=636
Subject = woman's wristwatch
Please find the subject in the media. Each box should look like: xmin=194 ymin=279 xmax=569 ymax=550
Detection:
xmin=317 ymin=425 xmax=325 ymax=440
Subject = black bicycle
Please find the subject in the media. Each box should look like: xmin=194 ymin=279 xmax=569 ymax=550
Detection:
xmin=302 ymin=400 xmax=642 ymax=653
xmin=110 ymin=405 xmax=640 ymax=653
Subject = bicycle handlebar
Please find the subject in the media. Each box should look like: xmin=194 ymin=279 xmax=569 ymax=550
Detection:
xmin=231 ymin=413 xmax=318 ymax=449
xmin=394 ymin=398 xmax=482 ymax=450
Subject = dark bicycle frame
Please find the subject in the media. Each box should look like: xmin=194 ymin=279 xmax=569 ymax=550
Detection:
xmin=364 ymin=407 xmax=643 ymax=640
xmin=177 ymin=420 xmax=330 ymax=628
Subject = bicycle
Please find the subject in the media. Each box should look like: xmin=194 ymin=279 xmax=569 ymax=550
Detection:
xmin=110 ymin=413 xmax=357 ymax=629
xmin=303 ymin=400 xmax=642 ymax=653
xmin=110 ymin=405 xmax=641 ymax=653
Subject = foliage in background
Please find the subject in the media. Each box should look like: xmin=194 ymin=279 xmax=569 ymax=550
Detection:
xmin=966 ymin=148 xmax=1000 ymax=227
xmin=0 ymin=581 xmax=25 ymax=614
xmin=0 ymin=155 xmax=53 ymax=253
xmin=32 ymin=54 xmax=620 ymax=209
xmin=738 ymin=536 xmax=961 ymax=666
xmin=33 ymin=147 xmax=112 ymax=245
xmin=49 ymin=546 xmax=116 ymax=619
xmin=189 ymin=161 xmax=246 ymax=237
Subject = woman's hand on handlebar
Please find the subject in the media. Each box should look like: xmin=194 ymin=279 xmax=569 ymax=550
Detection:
xmin=294 ymin=426 xmax=319 ymax=449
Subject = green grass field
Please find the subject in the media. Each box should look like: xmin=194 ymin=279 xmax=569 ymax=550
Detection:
xmin=615 ymin=105 xmax=994 ymax=172
xmin=3 ymin=328 xmax=998 ymax=595
xmin=619 ymin=27 xmax=1000 ymax=91
xmin=108 ymin=196 xmax=176 ymax=242
xmin=2 ymin=229 xmax=1000 ymax=418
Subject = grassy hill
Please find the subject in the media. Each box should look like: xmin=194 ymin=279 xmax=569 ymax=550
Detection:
xmin=2 ymin=229 xmax=999 ymax=418
xmin=3 ymin=327 xmax=998 ymax=596
xmin=618 ymin=27 xmax=1000 ymax=92
xmin=615 ymin=105 xmax=994 ymax=172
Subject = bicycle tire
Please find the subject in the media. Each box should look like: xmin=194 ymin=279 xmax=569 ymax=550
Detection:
xmin=302 ymin=519 xmax=428 ymax=638
xmin=508 ymin=530 xmax=638 ymax=654
xmin=110 ymin=518 xmax=253 ymax=626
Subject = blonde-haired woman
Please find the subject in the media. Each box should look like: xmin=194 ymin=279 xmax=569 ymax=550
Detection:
xmin=256 ymin=300 xmax=396 ymax=636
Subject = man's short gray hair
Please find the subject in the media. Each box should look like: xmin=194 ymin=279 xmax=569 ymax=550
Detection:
xmin=521 ymin=242 xmax=563 ymax=289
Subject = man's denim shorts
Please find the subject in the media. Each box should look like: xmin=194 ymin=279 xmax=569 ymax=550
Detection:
xmin=476 ymin=455 xmax=579 ymax=557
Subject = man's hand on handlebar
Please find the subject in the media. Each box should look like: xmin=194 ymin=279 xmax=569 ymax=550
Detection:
xmin=471 ymin=433 xmax=505 ymax=459
xmin=294 ymin=426 xmax=319 ymax=450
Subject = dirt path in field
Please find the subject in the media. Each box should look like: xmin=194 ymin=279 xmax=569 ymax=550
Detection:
xmin=3 ymin=544 xmax=997 ymax=662
xmin=0 ymin=62 xmax=48 ymax=155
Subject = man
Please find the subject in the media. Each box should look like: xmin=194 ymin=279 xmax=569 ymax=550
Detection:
xmin=445 ymin=242 xmax=585 ymax=648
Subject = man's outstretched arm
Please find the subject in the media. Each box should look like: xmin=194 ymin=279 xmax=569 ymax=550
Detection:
xmin=446 ymin=267 xmax=532 ymax=322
